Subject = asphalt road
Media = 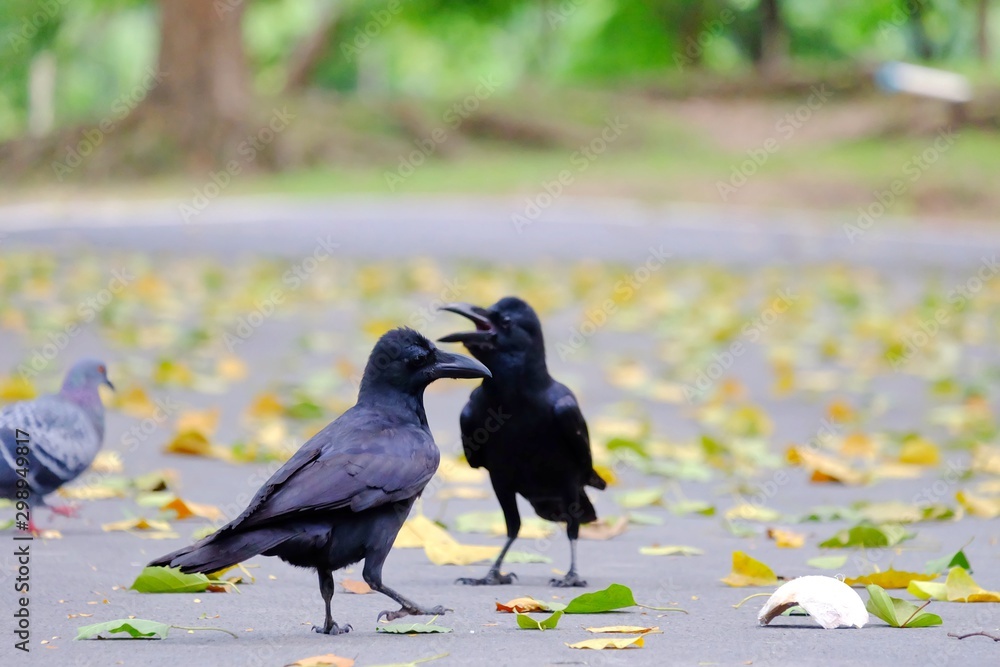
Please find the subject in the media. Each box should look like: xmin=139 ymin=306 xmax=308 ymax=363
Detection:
xmin=1 ymin=197 xmax=998 ymax=667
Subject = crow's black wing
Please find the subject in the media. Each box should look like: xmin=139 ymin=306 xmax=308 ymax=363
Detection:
xmin=552 ymin=387 xmax=606 ymax=490
xmin=459 ymin=388 xmax=486 ymax=468
xmin=221 ymin=408 xmax=439 ymax=533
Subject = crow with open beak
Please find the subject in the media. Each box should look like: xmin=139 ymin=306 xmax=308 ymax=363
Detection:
xmin=440 ymin=297 xmax=606 ymax=587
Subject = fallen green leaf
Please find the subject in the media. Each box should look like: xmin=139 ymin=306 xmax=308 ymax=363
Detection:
xmin=819 ymin=522 xmax=913 ymax=549
xmin=76 ymin=619 xmax=171 ymax=640
xmin=564 ymin=583 xmax=636 ymax=614
xmin=130 ymin=566 xmax=215 ymax=594
xmin=806 ymin=555 xmax=848 ymax=570
xmin=516 ymin=610 xmax=563 ymax=630
xmin=865 ymin=584 xmax=942 ymax=628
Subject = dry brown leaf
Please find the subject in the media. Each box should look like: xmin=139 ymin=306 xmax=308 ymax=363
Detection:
xmin=161 ymin=497 xmax=224 ymax=522
xmin=496 ymin=597 xmax=552 ymax=613
xmin=339 ymin=579 xmax=372 ymax=595
xmin=579 ymin=516 xmax=628 ymax=541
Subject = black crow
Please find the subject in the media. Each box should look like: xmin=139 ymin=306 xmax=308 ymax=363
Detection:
xmin=150 ymin=328 xmax=490 ymax=634
xmin=439 ymin=297 xmax=606 ymax=587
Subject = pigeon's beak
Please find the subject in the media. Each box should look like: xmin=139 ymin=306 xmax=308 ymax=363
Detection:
xmin=103 ymin=377 xmax=115 ymax=391
xmin=438 ymin=303 xmax=496 ymax=345
xmin=428 ymin=350 xmax=491 ymax=381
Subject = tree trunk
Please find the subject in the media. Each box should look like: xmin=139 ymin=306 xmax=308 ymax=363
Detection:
xmin=976 ymin=0 xmax=991 ymax=62
xmin=284 ymin=6 xmax=341 ymax=93
xmin=144 ymin=0 xmax=252 ymax=169
xmin=757 ymin=0 xmax=787 ymax=78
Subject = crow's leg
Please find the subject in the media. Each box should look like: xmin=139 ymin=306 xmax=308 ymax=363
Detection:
xmin=550 ymin=519 xmax=587 ymax=588
xmin=365 ymin=552 xmax=449 ymax=622
xmin=456 ymin=486 xmax=520 ymax=586
xmin=312 ymin=568 xmax=351 ymax=635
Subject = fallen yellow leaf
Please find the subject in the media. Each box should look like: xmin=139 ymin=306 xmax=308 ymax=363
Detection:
xmin=585 ymin=626 xmax=660 ymax=634
xmin=496 ymin=597 xmax=552 ymax=613
xmin=247 ymin=392 xmax=284 ymax=420
xmin=436 ymin=458 xmax=488 ymax=483
xmin=909 ymin=567 xmax=1000 ymax=602
xmin=423 ymin=540 xmax=499 ymax=566
xmin=216 ymin=355 xmax=248 ymax=381
xmin=787 ymin=446 xmax=869 ymax=485
xmin=579 ymin=516 xmax=627 ymax=541
xmin=161 ymin=497 xmax=224 ymax=522
xmin=393 ymin=514 xmax=453 ymax=549
xmin=721 ymin=551 xmax=779 ymax=587
xmin=767 ymin=528 xmax=805 ymax=549
xmin=114 ymin=385 xmax=158 ymax=418
xmin=339 ymin=579 xmax=372 ymax=595
xmin=435 ymin=486 xmax=490 ymax=500
xmin=57 ymin=484 xmax=126 ymax=501
xmin=0 ymin=376 xmax=36 ymax=402
xmin=176 ymin=408 xmax=220 ymax=435
xmin=899 ymin=436 xmax=939 ymax=466
xmin=956 ymin=490 xmax=1000 ymax=519
xmin=102 ymin=518 xmax=171 ymax=532
xmin=844 ymin=569 xmax=937 ymax=589
xmin=567 ymin=635 xmax=644 ymax=650
xmin=284 ymin=654 xmax=354 ymax=667
xmin=89 ymin=451 xmax=124 ymax=474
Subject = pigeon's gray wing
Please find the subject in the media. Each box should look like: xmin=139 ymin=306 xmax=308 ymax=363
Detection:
xmin=221 ymin=408 xmax=440 ymax=533
xmin=0 ymin=396 xmax=102 ymax=498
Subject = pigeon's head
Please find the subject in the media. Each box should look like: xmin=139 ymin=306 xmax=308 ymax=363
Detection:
xmin=360 ymin=328 xmax=490 ymax=396
xmin=61 ymin=358 xmax=115 ymax=394
xmin=438 ymin=296 xmax=545 ymax=365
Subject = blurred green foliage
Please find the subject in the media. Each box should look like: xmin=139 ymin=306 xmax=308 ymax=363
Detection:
xmin=0 ymin=0 xmax=996 ymax=141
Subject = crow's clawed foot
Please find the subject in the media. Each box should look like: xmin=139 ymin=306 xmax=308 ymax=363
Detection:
xmin=49 ymin=504 xmax=79 ymax=519
xmin=550 ymin=572 xmax=587 ymax=588
xmin=455 ymin=570 xmax=517 ymax=586
xmin=377 ymin=604 xmax=450 ymax=623
xmin=312 ymin=622 xmax=352 ymax=635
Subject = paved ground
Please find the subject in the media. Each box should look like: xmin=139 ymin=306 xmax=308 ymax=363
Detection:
xmin=1 ymin=198 xmax=999 ymax=667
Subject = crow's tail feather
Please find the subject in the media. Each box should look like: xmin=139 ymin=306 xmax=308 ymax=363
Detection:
xmin=587 ymin=469 xmax=607 ymax=490
xmin=149 ymin=528 xmax=290 ymax=574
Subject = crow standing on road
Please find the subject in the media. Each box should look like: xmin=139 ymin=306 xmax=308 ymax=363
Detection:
xmin=150 ymin=328 xmax=490 ymax=634
xmin=440 ymin=297 xmax=606 ymax=587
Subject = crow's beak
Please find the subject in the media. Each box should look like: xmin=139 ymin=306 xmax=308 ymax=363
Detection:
xmin=438 ymin=303 xmax=496 ymax=345
xmin=428 ymin=350 xmax=491 ymax=380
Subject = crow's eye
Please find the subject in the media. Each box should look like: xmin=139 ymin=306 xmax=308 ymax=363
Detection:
xmin=499 ymin=316 xmax=512 ymax=330
xmin=408 ymin=350 xmax=431 ymax=369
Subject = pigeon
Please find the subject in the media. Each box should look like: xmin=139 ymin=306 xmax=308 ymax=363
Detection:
xmin=151 ymin=328 xmax=490 ymax=634
xmin=0 ymin=359 xmax=114 ymax=530
xmin=440 ymin=297 xmax=606 ymax=587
